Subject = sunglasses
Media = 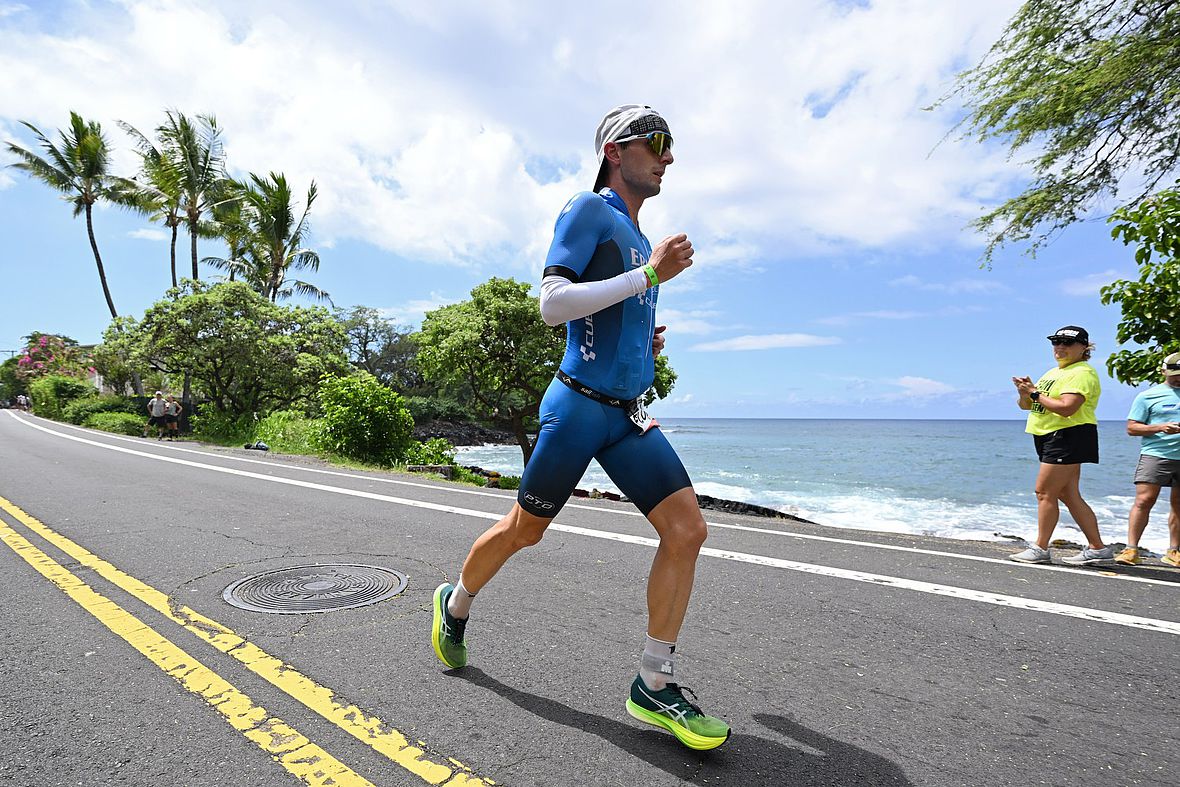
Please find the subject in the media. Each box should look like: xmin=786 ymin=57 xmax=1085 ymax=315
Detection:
xmin=1166 ymin=363 xmax=1180 ymax=371
xmin=1049 ymin=337 xmax=1080 ymax=346
xmin=615 ymin=131 xmax=673 ymax=157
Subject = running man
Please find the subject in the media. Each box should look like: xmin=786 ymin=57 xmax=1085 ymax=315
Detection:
xmin=1114 ymin=352 xmax=1180 ymax=567
xmin=431 ymin=104 xmax=730 ymax=750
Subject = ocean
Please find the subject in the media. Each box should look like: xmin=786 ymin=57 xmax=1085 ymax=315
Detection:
xmin=455 ymin=418 xmax=1176 ymax=554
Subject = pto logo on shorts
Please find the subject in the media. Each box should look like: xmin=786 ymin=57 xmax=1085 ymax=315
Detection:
xmin=523 ymin=492 xmax=555 ymax=511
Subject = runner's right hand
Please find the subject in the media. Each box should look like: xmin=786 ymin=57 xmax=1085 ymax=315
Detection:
xmin=650 ymin=234 xmax=693 ymax=284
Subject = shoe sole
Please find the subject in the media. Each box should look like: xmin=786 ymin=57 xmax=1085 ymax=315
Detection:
xmin=431 ymin=583 xmax=465 ymax=669
xmin=625 ymin=699 xmax=730 ymax=751
xmin=1162 ymin=559 xmax=1180 ymax=568
xmin=1062 ymin=558 xmax=1112 ymax=566
xmin=1007 ymin=556 xmax=1050 ymax=564
xmin=1114 ymin=557 xmax=1141 ymax=566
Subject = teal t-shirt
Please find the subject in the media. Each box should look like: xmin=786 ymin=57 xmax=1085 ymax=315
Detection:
xmin=1127 ymin=382 xmax=1180 ymax=459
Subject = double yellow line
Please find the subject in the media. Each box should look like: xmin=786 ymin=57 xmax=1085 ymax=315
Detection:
xmin=0 ymin=494 xmax=493 ymax=787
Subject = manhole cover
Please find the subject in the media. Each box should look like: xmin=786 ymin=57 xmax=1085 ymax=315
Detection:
xmin=222 ymin=564 xmax=408 ymax=614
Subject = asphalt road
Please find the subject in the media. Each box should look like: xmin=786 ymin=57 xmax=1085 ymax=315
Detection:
xmin=2 ymin=410 xmax=1178 ymax=787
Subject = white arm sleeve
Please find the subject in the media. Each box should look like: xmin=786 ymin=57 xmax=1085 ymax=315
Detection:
xmin=539 ymin=268 xmax=650 ymax=326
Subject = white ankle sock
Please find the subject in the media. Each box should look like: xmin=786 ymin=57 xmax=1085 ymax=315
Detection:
xmin=446 ymin=577 xmax=476 ymax=620
xmin=639 ymin=635 xmax=676 ymax=690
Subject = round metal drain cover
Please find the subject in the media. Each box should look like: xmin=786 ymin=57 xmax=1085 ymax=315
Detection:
xmin=222 ymin=564 xmax=408 ymax=614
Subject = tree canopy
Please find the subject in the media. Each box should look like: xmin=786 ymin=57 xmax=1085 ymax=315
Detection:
xmin=1100 ymin=184 xmax=1180 ymax=384
xmin=942 ymin=0 xmax=1180 ymax=260
xmin=416 ymin=278 xmax=565 ymax=463
xmin=101 ymin=280 xmax=349 ymax=414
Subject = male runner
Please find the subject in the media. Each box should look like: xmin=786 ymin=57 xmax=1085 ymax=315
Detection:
xmin=432 ymin=104 xmax=730 ymax=750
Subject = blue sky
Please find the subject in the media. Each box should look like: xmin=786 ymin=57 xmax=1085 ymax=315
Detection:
xmin=0 ymin=0 xmax=1155 ymax=419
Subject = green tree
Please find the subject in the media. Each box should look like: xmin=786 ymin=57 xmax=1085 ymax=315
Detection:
xmin=939 ymin=1 xmax=1180 ymax=260
xmin=5 ymin=112 xmax=136 ymax=318
xmin=0 ymin=357 xmax=25 ymax=402
xmin=157 ymin=111 xmax=227 ymax=280
xmin=101 ymin=280 xmax=349 ymax=414
xmin=203 ymin=173 xmax=327 ymax=303
xmin=1100 ymin=184 xmax=1180 ymax=384
xmin=119 ymin=119 xmax=185 ymax=287
xmin=336 ymin=306 xmax=424 ymax=391
xmin=416 ymin=278 xmax=565 ymax=463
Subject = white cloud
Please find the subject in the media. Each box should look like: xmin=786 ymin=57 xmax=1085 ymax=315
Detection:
xmin=0 ymin=4 xmax=27 ymax=19
xmin=1061 ymin=268 xmax=1124 ymax=296
xmin=691 ymin=333 xmax=841 ymax=352
xmin=128 ymin=228 xmax=168 ymax=241
xmin=0 ymin=0 xmax=1026 ymax=275
xmin=657 ymin=307 xmax=729 ymax=336
xmin=816 ymin=309 xmax=922 ymax=326
xmin=889 ymin=274 xmax=1006 ymax=294
xmin=893 ymin=375 xmax=955 ymax=396
xmin=377 ymin=293 xmax=457 ymax=328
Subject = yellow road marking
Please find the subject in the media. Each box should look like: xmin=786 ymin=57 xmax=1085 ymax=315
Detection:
xmin=0 ymin=518 xmax=375 ymax=787
xmin=0 ymin=495 xmax=493 ymax=787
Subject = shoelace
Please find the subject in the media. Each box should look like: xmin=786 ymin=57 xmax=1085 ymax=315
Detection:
xmin=664 ymin=684 xmax=704 ymax=717
xmin=445 ymin=613 xmax=467 ymax=644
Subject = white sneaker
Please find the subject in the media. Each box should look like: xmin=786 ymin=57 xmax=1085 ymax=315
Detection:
xmin=1008 ymin=546 xmax=1051 ymax=564
xmin=1062 ymin=546 xmax=1114 ymax=565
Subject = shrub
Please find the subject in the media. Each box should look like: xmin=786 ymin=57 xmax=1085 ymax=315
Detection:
xmin=83 ymin=412 xmax=145 ymax=436
xmin=313 ymin=373 xmax=414 ymax=465
xmin=63 ymin=395 xmax=138 ymax=425
xmin=254 ymin=410 xmax=319 ymax=455
xmin=402 ymin=437 xmax=456 ymax=466
xmin=28 ymin=374 xmax=94 ymax=420
xmin=497 ymin=475 xmax=521 ymax=490
xmin=190 ymin=410 xmax=256 ymax=445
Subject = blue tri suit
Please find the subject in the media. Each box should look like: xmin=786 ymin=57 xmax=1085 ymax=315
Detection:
xmin=517 ymin=188 xmax=692 ymax=518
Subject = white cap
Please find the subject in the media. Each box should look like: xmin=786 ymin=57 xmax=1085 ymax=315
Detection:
xmin=1164 ymin=352 xmax=1180 ymax=377
xmin=154 ymin=390 xmax=163 ymax=396
xmin=594 ymin=104 xmax=670 ymax=165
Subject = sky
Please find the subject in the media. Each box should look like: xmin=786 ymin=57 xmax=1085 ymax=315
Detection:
xmin=0 ymin=0 xmax=1158 ymax=419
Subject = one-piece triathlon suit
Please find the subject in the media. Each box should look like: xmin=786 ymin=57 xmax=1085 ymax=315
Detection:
xmin=517 ymin=188 xmax=692 ymax=518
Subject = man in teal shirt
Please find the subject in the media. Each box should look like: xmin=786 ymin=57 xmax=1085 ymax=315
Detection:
xmin=1115 ymin=352 xmax=1180 ymax=567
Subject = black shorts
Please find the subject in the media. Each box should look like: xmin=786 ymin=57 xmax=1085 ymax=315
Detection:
xmin=165 ymin=414 xmax=178 ymax=424
xmin=148 ymin=415 xmax=167 ymax=426
xmin=1034 ymin=423 xmax=1099 ymax=465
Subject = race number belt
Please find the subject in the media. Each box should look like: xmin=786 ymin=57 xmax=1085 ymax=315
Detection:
xmin=555 ymin=371 xmax=633 ymax=408
xmin=555 ymin=371 xmax=659 ymax=433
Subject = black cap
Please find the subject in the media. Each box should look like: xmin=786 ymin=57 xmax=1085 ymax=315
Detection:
xmin=1047 ymin=326 xmax=1089 ymax=343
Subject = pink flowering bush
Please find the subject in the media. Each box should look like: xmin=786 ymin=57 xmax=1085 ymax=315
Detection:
xmin=15 ymin=333 xmax=94 ymax=381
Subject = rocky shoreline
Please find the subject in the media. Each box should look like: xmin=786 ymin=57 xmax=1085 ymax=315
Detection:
xmin=417 ymin=419 xmax=814 ymax=524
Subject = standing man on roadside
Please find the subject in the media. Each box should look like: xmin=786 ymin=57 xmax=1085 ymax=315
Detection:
xmin=430 ymin=104 xmax=730 ymax=750
xmin=1115 ymin=352 xmax=1180 ymax=567
xmin=144 ymin=391 xmax=167 ymax=440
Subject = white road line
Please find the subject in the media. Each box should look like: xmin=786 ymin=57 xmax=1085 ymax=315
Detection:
xmin=8 ymin=412 xmax=1180 ymax=636
xmin=17 ymin=413 xmax=1180 ymax=588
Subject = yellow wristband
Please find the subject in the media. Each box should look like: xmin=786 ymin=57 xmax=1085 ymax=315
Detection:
xmin=642 ymin=264 xmax=659 ymax=287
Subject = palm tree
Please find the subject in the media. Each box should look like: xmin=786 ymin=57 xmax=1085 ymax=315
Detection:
xmin=5 ymin=112 xmax=131 ymax=319
xmin=118 ymin=120 xmax=184 ymax=287
xmin=156 ymin=110 xmax=227 ymax=280
xmin=203 ymin=172 xmax=329 ymax=303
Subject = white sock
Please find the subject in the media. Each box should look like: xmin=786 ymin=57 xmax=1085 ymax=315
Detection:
xmin=446 ymin=577 xmax=476 ymax=620
xmin=639 ymin=635 xmax=676 ymax=690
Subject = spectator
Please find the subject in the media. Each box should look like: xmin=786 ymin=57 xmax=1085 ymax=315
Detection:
xmin=1115 ymin=352 xmax=1180 ymax=567
xmin=1009 ymin=326 xmax=1113 ymax=565
xmin=143 ymin=391 xmax=168 ymax=440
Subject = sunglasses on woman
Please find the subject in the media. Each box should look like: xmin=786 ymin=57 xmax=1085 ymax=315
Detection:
xmin=1049 ymin=338 xmax=1080 ymax=346
xmin=615 ymin=131 xmax=673 ymax=157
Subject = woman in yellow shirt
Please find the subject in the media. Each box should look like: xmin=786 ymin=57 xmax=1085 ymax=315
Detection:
xmin=1009 ymin=326 xmax=1113 ymax=565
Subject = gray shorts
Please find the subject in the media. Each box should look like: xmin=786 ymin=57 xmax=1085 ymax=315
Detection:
xmin=1133 ymin=454 xmax=1180 ymax=486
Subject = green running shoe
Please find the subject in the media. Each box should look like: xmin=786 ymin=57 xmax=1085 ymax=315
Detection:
xmin=431 ymin=582 xmax=468 ymax=668
xmin=625 ymin=674 xmax=730 ymax=750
